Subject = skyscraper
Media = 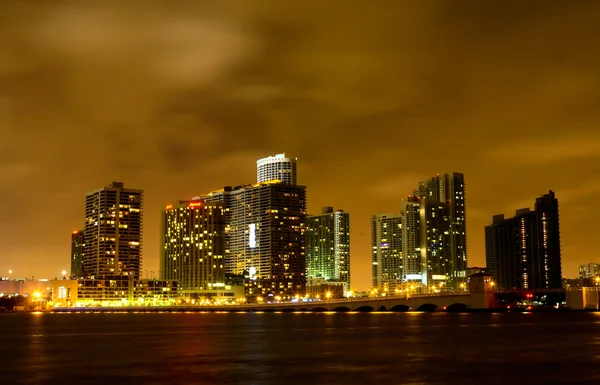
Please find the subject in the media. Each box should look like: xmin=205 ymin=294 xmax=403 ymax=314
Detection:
xmin=485 ymin=191 xmax=562 ymax=290
xmin=83 ymin=182 xmax=143 ymax=279
xmin=203 ymin=181 xmax=307 ymax=297
xmin=402 ymin=199 xmax=424 ymax=284
xmin=413 ymin=173 xmax=467 ymax=289
xmin=306 ymin=207 xmax=351 ymax=288
xmin=160 ymin=200 xmax=227 ymax=295
xmin=535 ymin=191 xmax=562 ymax=289
xmin=371 ymin=213 xmax=403 ymax=291
xmin=70 ymin=230 xmax=84 ymax=278
xmin=256 ymin=153 xmax=297 ymax=185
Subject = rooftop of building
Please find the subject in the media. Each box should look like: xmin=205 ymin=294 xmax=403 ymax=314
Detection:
xmin=204 ymin=180 xmax=306 ymax=196
xmin=256 ymin=153 xmax=297 ymax=163
xmin=86 ymin=181 xmax=143 ymax=195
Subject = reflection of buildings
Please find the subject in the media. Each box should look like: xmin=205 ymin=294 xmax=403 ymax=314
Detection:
xmin=485 ymin=191 xmax=562 ymax=290
xmin=50 ymin=277 xmax=178 ymax=307
xmin=84 ymin=182 xmax=143 ymax=279
xmin=203 ymin=181 xmax=307 ymax=297
xmin=371 ymin=213 xmax=403 ymax=291
xmin=256 ymin=153 xmax=297 ymax=185
xmin=579 ymin=263 xmax=600 ymax=279
xmin=160 ymin=200 xmax=229 ymax=297
xmin=71 ymin=230 xmax=85 ymax=278
xmin=306 ymin=207 xmax=351 ymax=288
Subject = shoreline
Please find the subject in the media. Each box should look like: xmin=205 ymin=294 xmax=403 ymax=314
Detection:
xmin=2 ymin=307 xmax=595 ymax=314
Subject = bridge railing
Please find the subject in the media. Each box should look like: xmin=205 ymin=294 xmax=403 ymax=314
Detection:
xmin=52 ymin=292 xmax=472 ymax=311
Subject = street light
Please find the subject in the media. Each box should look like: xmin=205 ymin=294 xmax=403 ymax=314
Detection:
xmin=326 ymin=291 xmax=332 ymax=300
xmin=61 ymin=270 xmax=67 ymax=278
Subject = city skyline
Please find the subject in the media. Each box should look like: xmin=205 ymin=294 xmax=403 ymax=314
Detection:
xmin=2 ymin=166 xmax=570 ymax=291
xmin=2 ymin=1 xmax=600 ymax=290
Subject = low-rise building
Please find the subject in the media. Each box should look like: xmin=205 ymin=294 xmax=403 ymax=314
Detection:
xmin=306 ymin=278 xmax=346 ymax=299
xmin=0 ymin=278 xmax=52 ymax=298
xmin=50 ymin=276 xmax=179 ymax=307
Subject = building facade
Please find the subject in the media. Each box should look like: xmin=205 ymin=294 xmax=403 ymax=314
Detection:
xmin=256 ymin=153 xmax=297 ymax=185
xmin=203 ymin=181 xmax=307 ymax=297
xmin=306 ymin=207 xmax=351 ymax=288
xmin=160 ymin=200 xmax=228 ymax=296
xmin=71 ymin=230 xmax=85 ymax=278
xmin=485 ymin=191 xmax=562 ymax=290
xmin=579 ymin=263 xmax=600 ymax=279
xmin=371 ymin=213 xmax=403 ymax=291
xmin=83 ymin=182 xmax=143 ymax=279
xmin=402 ymin=199 xmax=424 ymax=285
xmin=50 ymin=277 xmax=179 ymax=307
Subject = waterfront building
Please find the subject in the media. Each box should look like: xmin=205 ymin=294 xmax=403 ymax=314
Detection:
xmin=50 ymin=277 xmax=179 ymax=307
xmin=371 ymin=213 xmax=403 ymax=292
xmin=203 ymin=181 xmax=307 ymax=297
xmin=0 ymin=278 xmax=52 ymax=298
xmin=306 ymin=207 xmax=350 ymax=288
xmin=305 ymin=277 xmax=346 ymax=299
xmin=485 ymin=191 xmax=562 ymax=290
xmin=160 ymin=200 xmax=228 ymax=297
xmin=256 ymin=153 xmax=297 ymax=185
xmin=83 ymin=182 xmax=143 ymax=279
xmin=71 ymin=230 xmax=85 ymax=278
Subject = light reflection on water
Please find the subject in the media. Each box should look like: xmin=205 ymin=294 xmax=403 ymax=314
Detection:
xmin=1 ymin=312 xmax=600 ymax=385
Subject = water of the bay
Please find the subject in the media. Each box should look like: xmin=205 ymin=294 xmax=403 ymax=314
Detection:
xmin=1 ymin=311 xmax=599 ymax=384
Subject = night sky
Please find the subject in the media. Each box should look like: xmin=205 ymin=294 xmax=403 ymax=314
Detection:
xmin=1 ymin=1 xmax=599 ymax=290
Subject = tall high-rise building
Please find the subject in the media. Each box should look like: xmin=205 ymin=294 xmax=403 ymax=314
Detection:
xmin=402 ymin=199 xmax=424 ymax=283
xmin=306 ymin=207 xmax=351 ymax=288
xmin=256 ymin=153 xmax=297 ymax=185
xmin=413 ymin=173 xmax=467 ymax=289
xmin=535 ymin=191 xmax=562 ymax=289
xmin=83 ymin=182 xmax=143 ymax=279
xmin=579 ymin=263 xmax=600 ymax=279
xmin=203 ymin=181 xmax=306 ymax=297
xmin=371 ymin=213 xmax=403 ymax=291
xmin=485 ymin=191 xmax=562 ymax=290
xmin=160 ymin=200 xmax=227 ymax=295
xmin=70 ymin=230 xmax=85 ymax=278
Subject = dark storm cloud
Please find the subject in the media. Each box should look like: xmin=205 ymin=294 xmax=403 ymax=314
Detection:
xmin=1 ymin=0 xmax=600 ymax=288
